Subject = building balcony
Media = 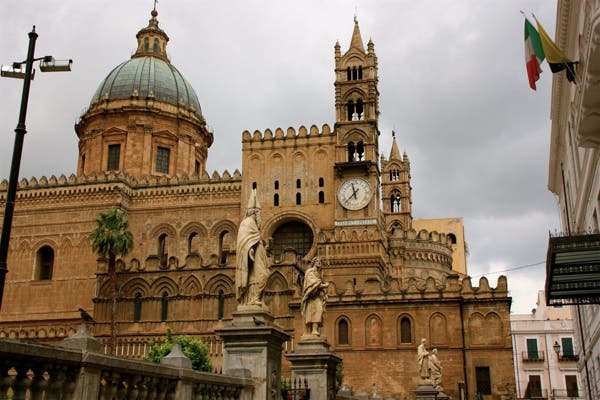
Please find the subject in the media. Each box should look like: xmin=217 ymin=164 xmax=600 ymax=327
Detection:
xmin=518 ymin=388 xmax=548 ymax=399
xmin=522 ymin=350 xmax=545 ymax=362
xmin=551 ymin=389 xmax=583 ymax=399
xmin=557 ymin=351 xmax=579 ymax=362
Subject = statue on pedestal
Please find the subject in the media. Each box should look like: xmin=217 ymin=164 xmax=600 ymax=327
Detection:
xmin=429 ymin=348 xmax=443 ymax=390
xmin=417 ymin=338 xmax=430 ymax=383
xmin=235 ymin=189 xmax=270 ymax=306
xmin=300 ymin=257 xmax=329 ymax=336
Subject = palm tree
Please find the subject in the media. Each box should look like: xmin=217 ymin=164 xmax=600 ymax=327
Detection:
xmin=90 ymin=208 xmax=134 ymax=355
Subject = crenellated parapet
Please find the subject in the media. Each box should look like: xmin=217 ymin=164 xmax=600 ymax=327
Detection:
xmin=323 ymin=274 xmax=509 ymax=302
xmin=242 ymin=124 xmax=334 ymax=143
xmin=0 ymin=169 xmax=242 ymax=205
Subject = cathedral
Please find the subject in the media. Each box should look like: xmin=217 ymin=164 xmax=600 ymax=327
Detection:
xmin=0 ymin=9 xmax=515 ymax=399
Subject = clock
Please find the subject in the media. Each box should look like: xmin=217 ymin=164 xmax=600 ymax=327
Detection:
xmin=337 ymin=177 xmax=373 ymax=210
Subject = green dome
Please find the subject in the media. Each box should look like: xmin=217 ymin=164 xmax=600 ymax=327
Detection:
xmin=91 ymin=56 xmax=202 ymax=117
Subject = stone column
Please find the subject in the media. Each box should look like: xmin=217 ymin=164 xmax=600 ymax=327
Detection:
xmin=216 ymin=305 xmax=290 ymax=400
xmin=285 ymin=337 xmax=341 ymax=400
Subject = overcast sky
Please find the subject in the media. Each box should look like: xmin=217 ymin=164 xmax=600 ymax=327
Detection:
xmin=0 ymin=1 xmax=560 ymax=314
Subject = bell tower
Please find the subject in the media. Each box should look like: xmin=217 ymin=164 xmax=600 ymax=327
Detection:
xmin=333 ymin=18 xmax=381 ymax=223
xmin=381 ymin=131 xmax=413 ymax=233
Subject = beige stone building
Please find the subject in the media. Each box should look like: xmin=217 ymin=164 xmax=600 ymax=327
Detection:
xmin=511 ymin=291 xmax=582 ymax=399
xmin=0 ymin=10 xmax=515 ymax=399
xmin=546 ymin=1 xmax=600 ymax=399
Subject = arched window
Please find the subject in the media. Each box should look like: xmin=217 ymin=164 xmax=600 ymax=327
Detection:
xmin=448 ymin=233 xmax=457 ymax=244
xmin=346 ymin=67 xmax=351 ymax=80
xmin=274 ymin=180 xmax=279 ymax=190
xmin=347 ymin=142 xmax=355 ymax=162
xmin=144 ymin=38 xmax=149 ymax=52
xmin=296 ymin=193 xmax=301 ymax=205
xmin=158 ymin=234 xmax=168 ymax=269
xmin=274 ymin=193 xmax=279 ymax=206
xmin=271 ymin=221 xmax=314 ymax=259
xmin=319 ymin=177 xmax=324 ymax=187
xmin=338 ymin=319 xmax=349 ymax=345
xmin=35 ymin=246 xmax=54 ymax=280
xmin=153 ymin=39 xmax=159 ymax=53
xmin=219 ymin=231 xmax=232 ymax=265
xmin=319 ymin=191 xmax=325 ymax=204
xmin=218 ymin=290 xmax=225 ymax=320
xmin=133 ymin=292 xmax=142 ymax=323
xmin=400 ymin=317 xmax=412 ymax=343
xmin=390 ymin=169 xmax=400 ymax=181
xmin=358 ymin=66 xmax=363 ymax=79
xmin=391 ymin=192 xmax=401 ymax=213
xmin=356 ymin=99 xmax=364 ymax=120
xmin=356 ymin=141 xmax=365 ymax=161
xmin=352 ymin=66 xmax=358 ymax=80
xmin=296 ymin=179 xmax=301 ymax=189
xmin=161 ymin=291 xmax=168 ymax=321
xmin=188 ymin=232 xmax=198 ymax=254
xmin=252 ymin=182 xmax=257 ymax=189
xmin=347 ymin=101 xmax=354 ymax=121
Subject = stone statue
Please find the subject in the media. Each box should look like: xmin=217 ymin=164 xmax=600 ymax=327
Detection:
xmin=235 ymin=189 xmax=270 ymax=306
xmin=429 ymin=348 xmax=443 ymax=390
xmin=417 ymin=338 xmax=430 ymax=382
xmin=300 ymin=257 xmax=329 ymax=336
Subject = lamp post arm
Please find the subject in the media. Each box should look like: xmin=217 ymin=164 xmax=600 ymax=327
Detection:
xmin=0 ymin=26 xmax=38 ymax=312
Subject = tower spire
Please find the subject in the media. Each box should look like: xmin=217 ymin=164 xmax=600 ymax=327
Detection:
xmin=389 ymin=131 xmax=401 ymax=160
xmin=350 ymin=17 xmax=366 ymax=53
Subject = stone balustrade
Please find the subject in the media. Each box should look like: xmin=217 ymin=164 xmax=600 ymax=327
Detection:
xmin=0 ymin=338 xmax=253 ymax=400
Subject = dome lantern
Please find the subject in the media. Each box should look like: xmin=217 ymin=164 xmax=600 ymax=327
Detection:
xmin=133 ymin=9 xmax=170 ymax=61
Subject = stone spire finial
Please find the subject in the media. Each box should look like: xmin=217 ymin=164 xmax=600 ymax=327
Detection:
xmin=389 ymin=131 xmax=401 ymax=160
xmin=350 ymin=18 xmax=366 ymax=53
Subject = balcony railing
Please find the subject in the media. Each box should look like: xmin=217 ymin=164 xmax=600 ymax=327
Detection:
xmin=0 ymin=337 xmax=253 ymax=400
xmin=552 ymin=389 xmax=583 ymax=399
xmin=556 ymin=351 xmax=579 ymax=362
xmin=522 ymin=350 xmax=545 ymax=362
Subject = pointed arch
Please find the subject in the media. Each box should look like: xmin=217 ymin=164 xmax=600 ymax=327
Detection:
xmin=398 ymin=314 xmax=414 ymax=345
xmin=150 ymin=223 xmax=177 ymax=239
xmin=209 ymin=220 xmax=238 ymax=239
xmin=120 ymin=278 xmax=151 ymax=297
xmin=205 ymin=273 xmax=234 ymax=295
xmin=366 ymin=314 xmax=383 ymax=346
xmin=336 ymin=316 xmax=351 ymax=346
xmin=265 ymin=271 xmax=289 ymax=292
xmin=150 ymin=276 xmax=179 ymax=296
xmin=429 ymin=312 xmax=448 ymax=346
xmin=181 ymin=222 xmax=208 ymax=239
xmin=469 ymin=312 xmax=485 ymax=345
xmin=59 ymin=236 xmax=75 ymax=250
xmin=181 ymin=275 xmax=203 ymax=295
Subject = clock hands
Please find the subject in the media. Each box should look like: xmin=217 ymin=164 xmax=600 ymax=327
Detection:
xmin=351 ymin=183 xmax=359 ymax=200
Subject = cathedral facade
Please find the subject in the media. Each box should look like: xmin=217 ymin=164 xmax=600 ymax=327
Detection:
xmin=0 ymin=10 xmax=515 ymax=400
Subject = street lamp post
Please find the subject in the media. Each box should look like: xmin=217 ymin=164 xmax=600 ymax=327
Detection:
xmin=0 ymin=26 xmax=72 ymax=311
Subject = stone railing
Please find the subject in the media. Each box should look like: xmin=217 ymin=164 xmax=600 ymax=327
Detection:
xmin=0 ymin=335 xmax=253 ymax=400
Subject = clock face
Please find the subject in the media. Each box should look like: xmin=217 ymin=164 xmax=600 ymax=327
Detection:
xmin=337 ymin=177 xmax=373 ymax=210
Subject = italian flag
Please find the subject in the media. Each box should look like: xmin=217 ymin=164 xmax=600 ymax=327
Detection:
xmin=524 ymin=18 xmax=544 ymax=90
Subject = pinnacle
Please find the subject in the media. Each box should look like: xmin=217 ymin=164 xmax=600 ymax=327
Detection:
xmin=350 ymin=18 xmax=366 ymax=53
xmin=389 ymin=132 xmax=401 ymax=160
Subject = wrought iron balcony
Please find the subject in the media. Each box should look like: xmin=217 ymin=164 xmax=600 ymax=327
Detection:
xmin=522 ymin=350 xmax=545 ymax=362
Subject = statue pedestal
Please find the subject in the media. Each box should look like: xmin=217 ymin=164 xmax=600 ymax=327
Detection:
xmin=414 ymin=384 xmax=439 ymax=400
xmin=216 ymin=305 xmax=290 ymax=400
xmin=285 ymin=336 xmax=341 ymax=400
